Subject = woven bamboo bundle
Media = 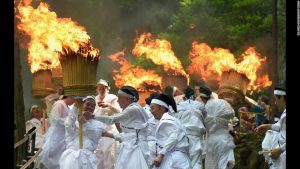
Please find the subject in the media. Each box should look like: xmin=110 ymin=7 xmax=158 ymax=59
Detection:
xmin=51 ymin=67 xmax=63 ymax=86
xmin=59 ymin=47 xmax=99 ymax=96
xmin=32 ymin=70 xmax=56 ymax=98
xmin=162 ymin=70 xmax=188 ymax=92
xmin=217 ymin=70 xmax=250 ymax=105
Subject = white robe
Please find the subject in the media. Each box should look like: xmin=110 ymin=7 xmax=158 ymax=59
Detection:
xmin=204 ymin=99 xmax=235 ymax=169
xmin=60 ymin=107 xmax=106 ymax=169
xmin=262 ymin=110 xmax=286 ymax=169
xmin=38 ymin=100 xmax=70 ymax=169
xmin=25 ymin=118 xmax=45 ymax=150
xmin=95 ymin=102 xmax=150 ymax=169
xmin=174 ymin=99 xmax=206 ymax=169
xmin=154 ymin=113 xmax=191 ymax=169
xmin=93 ymin=93 xmax=121 ymax=169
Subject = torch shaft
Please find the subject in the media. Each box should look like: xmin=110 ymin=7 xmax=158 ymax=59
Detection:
xmin=42 ymin=109 xmax=46 ymax=134
xmin=75 ymin=98 xmax=83 ymax=149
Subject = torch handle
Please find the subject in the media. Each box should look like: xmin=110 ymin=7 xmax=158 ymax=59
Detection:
xmin=79 ymin=110 xmax=83 ymax=149
xmin=75 ymin=99 xmax=84 ymax=149
xmin=42 ymin=109 xmax=46 ymax=134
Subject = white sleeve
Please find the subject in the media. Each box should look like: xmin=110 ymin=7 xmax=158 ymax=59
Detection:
xmin=271 ymin=120 xmax=281 ymax=132
xmin=51 ymin=103 xmax=68 ymax=125
xmin=109 ymin=97 xmax=121 ymax=113
xmin=158 ymin=124 xmax=179 ymax=155
xmin=25 ymin=121 xmax=34 ymax=133
xmin=95 ymin=106 xmax=133 ymax=124
xmin=64 ymin=108 xmax=77 ymax=144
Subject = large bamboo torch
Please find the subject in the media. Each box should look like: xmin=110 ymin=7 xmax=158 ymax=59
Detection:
xmin=58 ymin=44 xmax=100 ymax=149
xmin=31 ymin=70 xmax=57 ymax=134
xmin=217 ymin=69 xmax=250 ymax=106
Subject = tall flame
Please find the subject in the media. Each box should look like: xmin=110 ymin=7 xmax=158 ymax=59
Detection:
xmin=188 ymin=41 xmax=272 ymax=90
xmin=16 ymin=1 xmax=99 ymax=73
xmin=109 ymin=49 xmax=162 ymax=91
xmin=132 ymin=32 xmax=189 ymax=83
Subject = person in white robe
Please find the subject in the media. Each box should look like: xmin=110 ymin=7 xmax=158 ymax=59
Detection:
xmin=93 ymin=79 xmax=121 ymax=169
xmin=144 ymin=93 xmax=161 ymax=164
xmin=173 ymin=87 xmax=206 ymax=169
xmin=38 ymin=95 xmax=75 ymax=169
xmin=255 ymin=86 xmax=286 ymax=169
xmin=200 ymin=86 xmax=235 ymax=169
xmin=25 ymin=105 xmax=45 ymax=151
xmin=94 ymin=85 xmax=150 ymax=169
xmin=59 ymin=96 xmax=115 ymax=169
xmin=150 ymin=94 xmax=191 ymax=169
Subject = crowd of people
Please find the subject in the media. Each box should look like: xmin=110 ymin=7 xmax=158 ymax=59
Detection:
xmin=25 ymin=78 xmax=286 ymax=169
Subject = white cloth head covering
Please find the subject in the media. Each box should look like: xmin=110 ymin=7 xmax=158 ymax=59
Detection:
xmin=97 ymin=79 xmax=110 ymax=90
xmin=30 ymin=105 xmax=39 ymax=113
xmin=82 ymin=95 xmax=96 ymax=102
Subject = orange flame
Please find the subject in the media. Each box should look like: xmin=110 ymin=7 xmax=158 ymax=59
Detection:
xmin=16 ymin=1 xmax=99 ymax=73
xmin=109 ymin=49 xmax=162 ymax=91
xmin=188 ymin=41 xmax=272 ymax=90
xmin=132 ymin=32 xmax=189 ymax=84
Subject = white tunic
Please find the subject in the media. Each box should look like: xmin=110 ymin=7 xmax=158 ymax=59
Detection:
xmin=204 ymin=99 xmax=235 ymax=169
xmin=60 ymin=107 xmax=106 ymax=169
xmin=154 ymin=113 xmax=191 ymax=169
xmin=45 ymin=92 xmax=60 ymax=117
xmin=262 ymin=109 xmax=286 ymax=169
xmin=25 ymin=118 xmax=45 ymax=150
xmin=39 ymin=100 xmax=70 ymax=169
xmin=174 ymin=99 xmax=206 ymax=169
xmin=93 ymin=93 xmax=121 ymax=169
xmin=95 ymin=102 xmax=150 ymax=169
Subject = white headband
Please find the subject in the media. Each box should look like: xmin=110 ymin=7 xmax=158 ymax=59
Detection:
xmin=118 ymin=90 xmax=137 ymax=101
xmin=83 ymin=96 xmax=96 ymax=102
xmin=97 ymin=79 xmax=110 ymax=90
xmin=151 ymin=99 xmax=169 ymax=109
xmin=274 ymin=90 xmax=286 ymax=96
xmin=200 ymin=93 xmax=210 ymax=97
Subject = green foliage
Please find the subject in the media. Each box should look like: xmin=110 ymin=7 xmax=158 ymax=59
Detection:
xmin=162 ymin=0 xmax=275 ymax=58
xmin=234 ymin=132 xmax=269 ymax=169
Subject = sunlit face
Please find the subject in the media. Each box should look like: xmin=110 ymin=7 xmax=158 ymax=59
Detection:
xmin=32 ymin=107 xmax=41 ymax=119
xmin=274 ymin=95 xmax=285 ymax=112
xmin=194 ymin=86 xmax=200 ymax=96
xmin=150 ymin=103 xmax=164 ymax=120
xmin=83 ymin=99 xmax=96 ymax=113
xmin=97 ymin=84 xmax=108 ymax=95
xmin=117 ymin=94 xmax=132 ymax=109
xmin=65 ymin=96 xmax=75 ymax=106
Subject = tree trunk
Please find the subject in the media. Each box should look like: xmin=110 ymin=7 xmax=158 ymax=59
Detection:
xmin=14 ymin=12 xmax=26 ymax=166
xmin=269 ymin=0 xmax=279 ymax=122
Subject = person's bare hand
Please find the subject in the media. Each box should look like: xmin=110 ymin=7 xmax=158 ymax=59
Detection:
xmin=254 ymin=124 xmax=270 ymax=134
xmin=78 ymin=115 xmax=87 ymax=124
xmin=270 ymin=147 xmax=283 ymax=159
xmin=98 ymin=102 xmax=110 ymax=108
xmin=83 ymin=111 xmax=94 ymax=120
xmin=152 ymin=154 xmax=164 ymax=167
